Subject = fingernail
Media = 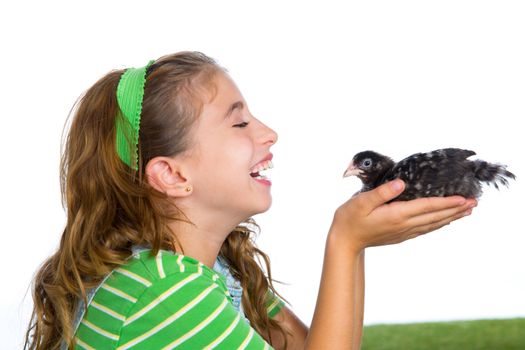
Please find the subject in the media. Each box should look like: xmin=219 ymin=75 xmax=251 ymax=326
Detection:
xmin=457 ymin=198 xmax=467 ymax=205
xmin=391 ymin=180 xmax=403 ymax=191
xmin=464 ymin=209 xmax=472 ymax=216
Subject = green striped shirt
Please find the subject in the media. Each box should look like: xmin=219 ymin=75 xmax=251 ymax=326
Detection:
xmin=74 ymin=249 xmax=283 ymax=349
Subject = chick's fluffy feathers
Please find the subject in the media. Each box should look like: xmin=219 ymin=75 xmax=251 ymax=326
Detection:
xmin=344 ymin=148 xmax=516 ymax=201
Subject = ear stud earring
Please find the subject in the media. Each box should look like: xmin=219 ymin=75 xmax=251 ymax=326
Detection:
xmin=185 ymin=186 xmax=192 ymax=192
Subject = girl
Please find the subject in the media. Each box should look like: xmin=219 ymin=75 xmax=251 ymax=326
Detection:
xmin=25 ymin=51 xmax=476 ymax=349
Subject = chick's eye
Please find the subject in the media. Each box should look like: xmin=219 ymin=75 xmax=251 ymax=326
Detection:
xmin=362 ymin=159 xmax=372 ymax=167
xmin=233 ymin=122 xmax=249 ymax=128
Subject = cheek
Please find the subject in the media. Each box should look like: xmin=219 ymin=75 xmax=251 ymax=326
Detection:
xmin=200 ymin=137 xmax=253 ymax=180
xmin=224 ymin=139 xmax=253 ymax=176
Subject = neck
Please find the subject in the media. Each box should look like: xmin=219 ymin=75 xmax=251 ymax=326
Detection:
xmin=167 ymin=214 xmax=243 ymax=268
xmin=371 ymin=164 xmax=394 ymax=188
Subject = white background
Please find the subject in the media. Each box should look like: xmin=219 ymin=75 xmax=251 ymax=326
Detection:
xmin=1 ymin=1 xmax=524 ymax=348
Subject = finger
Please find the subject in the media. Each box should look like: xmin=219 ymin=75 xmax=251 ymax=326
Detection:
xmin=396 ymin=196 xmax=469 ymax=219
xmin=359 ymin=180 xmax=405 ymax=213
xmin=404 ymin=207 xmax=473 ymax=237
xmin=368 ymin=206 xmax=471 ymax=246
xmin=406 ymin=201 xmax=475 ymax=228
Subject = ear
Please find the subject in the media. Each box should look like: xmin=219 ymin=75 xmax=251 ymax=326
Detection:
xmin=145 ymin=156 xmax=193 ymax=197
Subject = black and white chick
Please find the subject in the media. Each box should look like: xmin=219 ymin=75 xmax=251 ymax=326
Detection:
xmin=343 ymin=148 xmax=516 ymax=201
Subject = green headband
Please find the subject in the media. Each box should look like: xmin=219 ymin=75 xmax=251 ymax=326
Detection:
xmin=116 ymin=60 xmax=155 ymax=170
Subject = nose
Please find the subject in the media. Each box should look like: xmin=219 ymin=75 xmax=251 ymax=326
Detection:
xmin=255 ymin=118 xmax=278 ymax=146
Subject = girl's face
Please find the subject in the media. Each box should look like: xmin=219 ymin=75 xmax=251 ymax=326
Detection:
xmin=184 ymin=72 xmax=278 ymax=222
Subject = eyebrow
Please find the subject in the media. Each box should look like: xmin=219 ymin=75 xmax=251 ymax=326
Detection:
xmin=224 ymin=101 xmax=244 ymax=119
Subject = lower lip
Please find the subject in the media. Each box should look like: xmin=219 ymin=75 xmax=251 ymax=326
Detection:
xmin=252 ymin=177 xmax=272 ymax=186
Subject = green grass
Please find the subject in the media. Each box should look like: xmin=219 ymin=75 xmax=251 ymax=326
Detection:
xmin=361 ymin=318 xmax=525 ymax=350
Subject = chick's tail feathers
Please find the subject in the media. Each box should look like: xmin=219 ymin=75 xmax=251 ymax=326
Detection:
xmin=473 ymin=160 xmax=516 ymax=189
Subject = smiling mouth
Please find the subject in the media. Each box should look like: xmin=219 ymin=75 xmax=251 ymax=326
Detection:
xmin=251 ymin=173 xmax=270 ymax=181
xmin=250 ymin=160 xmax=273 ymax=181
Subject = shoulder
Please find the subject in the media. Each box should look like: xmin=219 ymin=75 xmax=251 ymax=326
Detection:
xmin=128 ymin=248 xmax=229 ymax=289
xmin=76 ymin=249 xmax=271 ymax=349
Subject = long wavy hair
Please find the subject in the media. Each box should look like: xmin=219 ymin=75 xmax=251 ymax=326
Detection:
xmin=25 ymin=51 xmax=287 ymax=349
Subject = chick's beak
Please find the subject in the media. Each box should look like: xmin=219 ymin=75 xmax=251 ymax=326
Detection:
xmin=343 ymin=163 xmax=362 ymax=178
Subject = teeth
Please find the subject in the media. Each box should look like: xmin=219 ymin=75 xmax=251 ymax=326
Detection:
xmin=250 ymin=160 xmax=273 ymax=182
xmin=251 ymin=160 xmax=273 ymax=174
xmin=260 ymin=160 xmax=273 ymax=173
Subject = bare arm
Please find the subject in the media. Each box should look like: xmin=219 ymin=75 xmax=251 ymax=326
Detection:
xmin=270 ymin=180 xmax=476 ymax=349
xmin=303 ymin=180 xmax=476 ymax=349
xmin=353 ymin=250 xmax=365 ymax=350
xmin=270 ymin=246 xmax=365 ymax=350
xmin=270 ymin=306 xmax=309 ymax=350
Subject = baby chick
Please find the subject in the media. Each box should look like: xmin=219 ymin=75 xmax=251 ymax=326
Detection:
xmin=344 ymin=148 xmax=515 ymax=201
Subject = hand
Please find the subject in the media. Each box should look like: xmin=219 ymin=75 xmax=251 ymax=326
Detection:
xmin=331 ymin=179 xmax=477 ymax=252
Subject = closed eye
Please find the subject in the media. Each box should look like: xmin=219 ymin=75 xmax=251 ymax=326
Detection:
xmin=233 ymin=122 xmax=249 ymax=128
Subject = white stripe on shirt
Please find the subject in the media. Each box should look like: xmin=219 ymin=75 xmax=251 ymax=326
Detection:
xmin=156 ymin=251 xmax=166 ymax=279
xmin=117 ymin=284 xmax=218 ymax=350
xmin=101 ymin=284 xmax=137 ymax=303
xmin=203 ymin=312 xmax=241 ymax=349
xmin=90 ymin=300 xmax=125 ymax=321
xmin=238 ymin=328 xmax=255 ymax=350
xmin=81 ymin=319 xmax=119 ymax=341
xmin=177 ymin=255 xmax=185 ymax=273
xmin=75 ymin=337 xmax=95 ymax=350
xmin=115 ymin=268 xmax=152 ymax=287
xmin=123 ymin=273 xmax=200 ymax=326
xmin=162 ymin=298 xmax=229 ymax=350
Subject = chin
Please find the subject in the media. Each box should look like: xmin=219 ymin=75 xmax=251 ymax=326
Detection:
xmin=250 ymin=197 xmax=273 ymax=216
